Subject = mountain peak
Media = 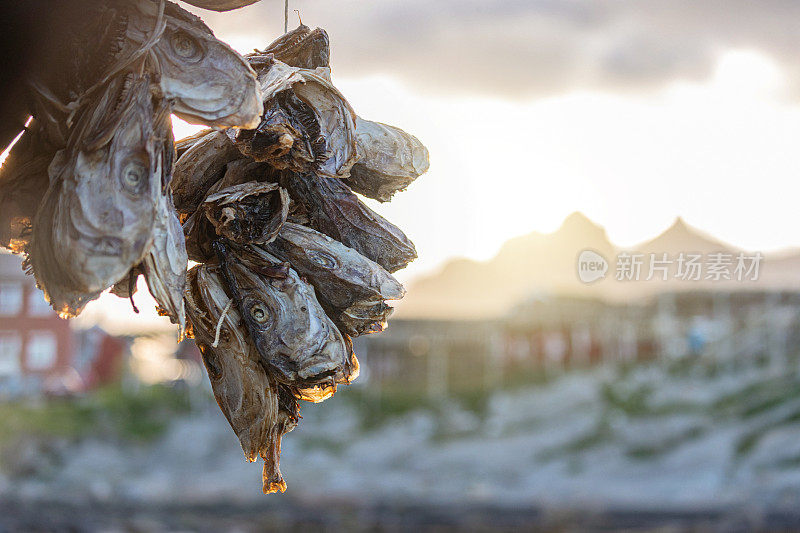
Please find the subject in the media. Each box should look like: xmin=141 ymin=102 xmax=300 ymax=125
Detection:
xmin=559 ymin=211 xmax=597 ymax=231
xmin=637 ymin=217 xmax=735 ymax=254
xmin=666 ymin=216 xmax=691 ymax=234
xmin=555 ymin=211 xmax=608 ymax=243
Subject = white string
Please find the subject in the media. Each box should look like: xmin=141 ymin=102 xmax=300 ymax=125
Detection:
xmin=284 ymin=0 xmax=289 ymax=33
xmin=212 ymin=298 xmax=233 ymax=348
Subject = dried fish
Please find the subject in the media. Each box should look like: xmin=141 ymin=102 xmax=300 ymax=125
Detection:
xmin=181 ymin=0 xmax=262 ymax=11
xmin=251 ymin=24 xmax=330 ymax=70
xmin=140 ymin=193 xmax=188 ymax=332
xmin=39 ymin=1 xmax=261 ymax=130
xmin=0 ymin=124 xmax=54 ymax=254
xmin=29 ymin=73 xmax=164 ymax=317
xmin=230 ymin=58 xmax=358 ymax=178
xmin=215 ymin=157 xmax=278 ymax=190
xmin=280 ymin=172 xmax=417 ymax=273
xmin=344 ymin=116 xmax=430 ymax=202
xmin=266 ymin=223 xmax=405 ymax=336
xmin=203 ymin=181 xmax=289 ymax=246
xmin=172 ymin=130 xmax=244 ymax=214
xmin=151 ymin=2 xmax=263 ymax=128
xmin=182 ymin=165 xmax=279 ymax=263
xmin=294 ymin=333 xmax=359 ymax=403
xmin=175 ymin=128 xmax=212 ymax=159
xmin=232 ymin=90 xmax=321 ymax=173
xmin=212 ymin=240 xmax=355 ymax=389
xmin=185 ymin=263 xmax=297 ymax=493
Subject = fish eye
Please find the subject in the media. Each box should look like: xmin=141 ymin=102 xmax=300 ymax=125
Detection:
xmin=307 ymin=250 xmax=337 ymax=269
xmin=170 ymin=31 xmax=203 ymax=61
xmin=121 ymin=159 xmax=147 ymax=194
xmin=250 ymin=303 xmax=269 ymax=323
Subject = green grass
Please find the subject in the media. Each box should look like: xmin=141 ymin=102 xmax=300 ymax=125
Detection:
xmin=0 ymin=384 xmax=192 ymax=447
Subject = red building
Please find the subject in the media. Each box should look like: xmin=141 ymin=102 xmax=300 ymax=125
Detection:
xmin=0 ymin=252 xmax=73 ymax=382
xmin=0 ymin=251 xmax=126 ymax=395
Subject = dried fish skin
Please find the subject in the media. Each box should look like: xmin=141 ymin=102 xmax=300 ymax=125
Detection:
xmin=0 ymin=125 xmax=54 ymax=254
xmin=182 ymin=164 xmax=280 ymax=264
xmin=185 ymin=263 xmax=297 ymax=494
xmin=183 ymin=209 xmax=216 ymax=263
xmin=231 ymin=90 xmax=321 ymax=173
xmin=150 ymin=1 xmax=263 ymax=128
xmin=280 ymin=172 xmax=417 ymax=273
xmin=214 ymin=242 xmax=352 ymax=389
xmin=262 ymin=384 xmax=299 ymax=493
xmin=344 ymin=116 xmax=430 ymax=202
xmin=29 ymin=74 xmax=163 ymax=317
xmin=172 ymin=130 xmax=243 ymax=214
xmin=232 ymin=58 xmax=358 ymax=178
xmin=175 ymin=128 xmax=212 ymax=159
xmin=251 ymin=24 xmax=330 ymax=70
xmin=141 ymin=192 xmax=188 ymax=333
xmin=185 ymin=263 xmax=273 ymax=460
xmin=265 ymin=223 xmax=405 ymax=336
xmin=180 ymin=0 xmax=262 ymax=11
xmin=215 ymin=157 xmax=279 ymax=190
xmin=203 ymin=181 xmax=289 ymax=246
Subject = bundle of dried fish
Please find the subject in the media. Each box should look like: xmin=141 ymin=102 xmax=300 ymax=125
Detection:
xmin=173 ymin=23 xmax=429 ymax=493
xmin=2 ymin=3 xmax=430 ymax=496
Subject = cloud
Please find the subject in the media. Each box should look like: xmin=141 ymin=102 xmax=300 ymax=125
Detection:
xmin=193 ymin=0 xmax=800 ymax=99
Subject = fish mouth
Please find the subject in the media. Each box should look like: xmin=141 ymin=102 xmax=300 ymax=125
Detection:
xmin=173 ymin=80 xmax=262 ymax=129
xmin=297 ymin=357 xmax=340 ymax=381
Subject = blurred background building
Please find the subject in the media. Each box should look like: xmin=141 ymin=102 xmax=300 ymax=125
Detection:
xmin=0 ymin=252 xmax=128 ymax=397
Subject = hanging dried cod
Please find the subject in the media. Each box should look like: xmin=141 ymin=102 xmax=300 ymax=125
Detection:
xmin=229 ymin=57 xmax=358 ymax=178
xmin=344 ymin=116 xmax=431 ymax=202
xmin=173 ymin=22 xmax=429 ymax=493
xmin=0 ymin=1 xmax=430 ymax=496
xmin=185 ymin=262 xmax=298 ymax=493
xmin=29 ymin=73 xmax=167 ymax=317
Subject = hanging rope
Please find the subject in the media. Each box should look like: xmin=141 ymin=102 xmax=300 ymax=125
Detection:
xmin=212 ymin=298 xmax=233 ymax=348
xmin=284 ymin=0 xmax=288 ymax=33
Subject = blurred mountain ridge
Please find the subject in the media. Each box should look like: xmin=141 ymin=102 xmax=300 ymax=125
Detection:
xmin=397 ymin=212 xmax=800 ymax=319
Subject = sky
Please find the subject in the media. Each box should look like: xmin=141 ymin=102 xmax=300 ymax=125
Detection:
xmin=73 ymin=1 xmax=800 ymax=331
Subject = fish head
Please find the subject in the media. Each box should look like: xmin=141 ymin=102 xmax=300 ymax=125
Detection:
xmin=202 ymin=181 xmax=289 ymax=245
xmin=223 ymin=246 xmax=349 ymax=387
xmin=153 ymin=3 xmax=263 ymax=128
xmin=257 ymin=25 xmax=330 ymax=70
xmin=30 ymin=74 xmax=161 ymax=316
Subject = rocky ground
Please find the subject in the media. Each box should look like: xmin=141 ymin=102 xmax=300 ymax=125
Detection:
xmin=4 ymin=355 xmax=800 ymax=530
